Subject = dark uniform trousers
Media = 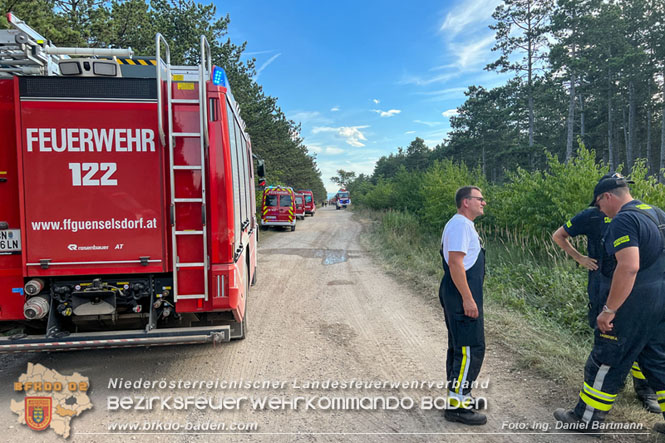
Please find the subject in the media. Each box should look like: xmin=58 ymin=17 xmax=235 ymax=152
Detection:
xmin=439 ymin=249 xmax=485 ymax=406
xmin=597 ymin=272 xmax=652 ymax=390
xmin=574 ymin=252 xmax=665 ymax=423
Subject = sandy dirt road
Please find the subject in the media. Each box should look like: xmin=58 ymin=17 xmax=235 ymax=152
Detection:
xmin=0 ymin=207 xmax=648 ymax=442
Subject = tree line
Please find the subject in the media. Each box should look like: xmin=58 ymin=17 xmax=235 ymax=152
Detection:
xmin=370 ymin=0 xmax=665 ymax=184
xmin=0 ymin=0 xmax=327 ymax=202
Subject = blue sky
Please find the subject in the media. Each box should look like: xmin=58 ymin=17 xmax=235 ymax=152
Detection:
xmin=217 ymin=0 xmax=509 ymax=193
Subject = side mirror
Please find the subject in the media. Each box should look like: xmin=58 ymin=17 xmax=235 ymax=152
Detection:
xmin=257 ymin=159 xmax=266 ymax=178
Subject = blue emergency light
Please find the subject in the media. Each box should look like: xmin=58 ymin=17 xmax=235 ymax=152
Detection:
xmin=212 ymin=66 xmax=227 ymax=86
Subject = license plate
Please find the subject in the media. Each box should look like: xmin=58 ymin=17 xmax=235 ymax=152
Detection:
xmin=0 ymin=229 xmax=21 ymax=252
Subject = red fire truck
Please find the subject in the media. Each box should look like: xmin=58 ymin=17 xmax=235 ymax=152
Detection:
xmin=260 ymin=186 xmax=296 ymax=231
xmin=334 ymin=188 xmax=351 ymax=209
xmin=294 ymin=193 xmax=306 ymax=220
xmin=0 ymin=14 xmax=263 ymax=351
xmin=297 ymin=189 xmax=316 ymax=216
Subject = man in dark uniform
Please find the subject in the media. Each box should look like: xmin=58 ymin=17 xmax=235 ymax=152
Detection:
xmin=552 ymin=206 xmax=609 ymax=327
xmin=552 ymin=182 xmax=660 ymax=412
xmin=439 ymin=186 xmax=487 ymax=426
xmin=554 ymin=175 xmax=665 ymax=434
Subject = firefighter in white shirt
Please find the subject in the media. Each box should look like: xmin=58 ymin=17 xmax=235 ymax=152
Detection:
xmin=439 ymin=186 xmax=487 ymax=426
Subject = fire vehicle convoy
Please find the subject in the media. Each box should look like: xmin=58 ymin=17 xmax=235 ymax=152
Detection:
xmin=334 ymin=189 xmax=351 ymax=210
xmin=260 ymin=186 xmax=296 ymax=231
xmin=0 ymin=14 xmax=265 ymax=352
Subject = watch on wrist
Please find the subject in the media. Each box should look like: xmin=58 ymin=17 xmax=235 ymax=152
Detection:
xmin=602 ymin=305 xmax=617 ymax=315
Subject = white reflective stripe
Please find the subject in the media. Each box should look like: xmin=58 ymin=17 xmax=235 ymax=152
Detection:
xmin=582 ymin=364 xmax=610 ymax=423
xmin=447 ymin=390 xmax=473 ymax=402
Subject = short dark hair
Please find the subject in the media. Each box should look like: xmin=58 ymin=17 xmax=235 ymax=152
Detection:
xmin=608 ymin=186 xmax=629 ymax=198
xmin=455 ymin=186 xmax=481 ymax=208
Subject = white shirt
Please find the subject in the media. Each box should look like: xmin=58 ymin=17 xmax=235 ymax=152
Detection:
xmin=441 ymin=213 xmax=481 ymax=270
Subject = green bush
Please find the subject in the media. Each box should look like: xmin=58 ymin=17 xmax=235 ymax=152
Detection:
xmin=490 ymin=147 xmax=607 ymax=236
xmin=629 ymin=159 xmax=665 ymax=209
xmin=360 ymin=178 xmax=395 ymax=210
xmin=420 ymin=160 xmax=489 ymax=233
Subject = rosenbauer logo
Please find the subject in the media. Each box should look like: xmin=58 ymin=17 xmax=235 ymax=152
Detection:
xmin=67 ymin=244 xmax=109 ymax=251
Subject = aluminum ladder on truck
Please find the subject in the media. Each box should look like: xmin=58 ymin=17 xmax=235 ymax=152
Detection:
xmin=0 ymin=12 xmax=132 ymax=78
xmin=156 ymin=34 xmax=211 ymax=302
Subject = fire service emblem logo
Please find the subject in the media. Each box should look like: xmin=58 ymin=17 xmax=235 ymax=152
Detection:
xmin=25 ymin=397 xmax=52 ymax=431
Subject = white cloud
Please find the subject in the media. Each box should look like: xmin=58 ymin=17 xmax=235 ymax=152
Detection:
xmin=419 ymin=87 xmax=468 ymax=97
xmin=318 ymin=158 xmax=378 ymax=193
xmin=244 ymin=49 xmax=277 ymax=57
xmin=442 ymin=109 xmax=457 ymax=118
xmin=312 ymin=125 xmax=369 ymax=147
xmin=373 ymin=109 xmax=401 ymax=118
xmin=423 ymin=128 xmax=451 ymax=146
xmin=405 ymin=131 xmax=416 ymax=134
xmin=441 ymin=0 xmax=502 ymax=38
xmin=330 ymin=106 xmax=340 ymax=112
xmin=451 ymin=34 xmax=496 ymax=69
xmin=414 ymin=120 xmax=442 ymax=127
xmin=291 ymin=111 xmax=321 ymax=121
xmin=255 ymin=53 xmax=281 ymax=78
xmin=373 ymin=98 xmax=380 ymax=104
xmin=308 ymin=144 xmax=344 ymax=155
xmin=289 ymin=110 xmax=333 ymax=125
xmin=400 ymin=71 xmax=459 ymax=86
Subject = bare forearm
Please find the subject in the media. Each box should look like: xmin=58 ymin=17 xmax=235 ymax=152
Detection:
xmin=553 ymin=228 xmax=584 ymax=262
xmin=449 ymin=262 xmax=473 ymax=301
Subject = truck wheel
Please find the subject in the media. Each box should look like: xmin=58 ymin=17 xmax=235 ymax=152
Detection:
xmin=290 ymin=225 xmax=296 ymax=232
xmin=237 ymin=305 xmax=247 ymax=340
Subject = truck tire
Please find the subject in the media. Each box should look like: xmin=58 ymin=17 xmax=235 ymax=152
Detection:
xmin=237 ymin=301 xmax=247 ymax=340
xmin=290 ymin=225 xmax=296 ymax=231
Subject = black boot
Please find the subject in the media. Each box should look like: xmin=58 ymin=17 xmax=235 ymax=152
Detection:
xmin=444 ymin=408 xmax=487 ymax=426
xmin=553 ymin=408 xmax=593 ymax=433
xmin=634 ymin=377 xmax=661 ymax=414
